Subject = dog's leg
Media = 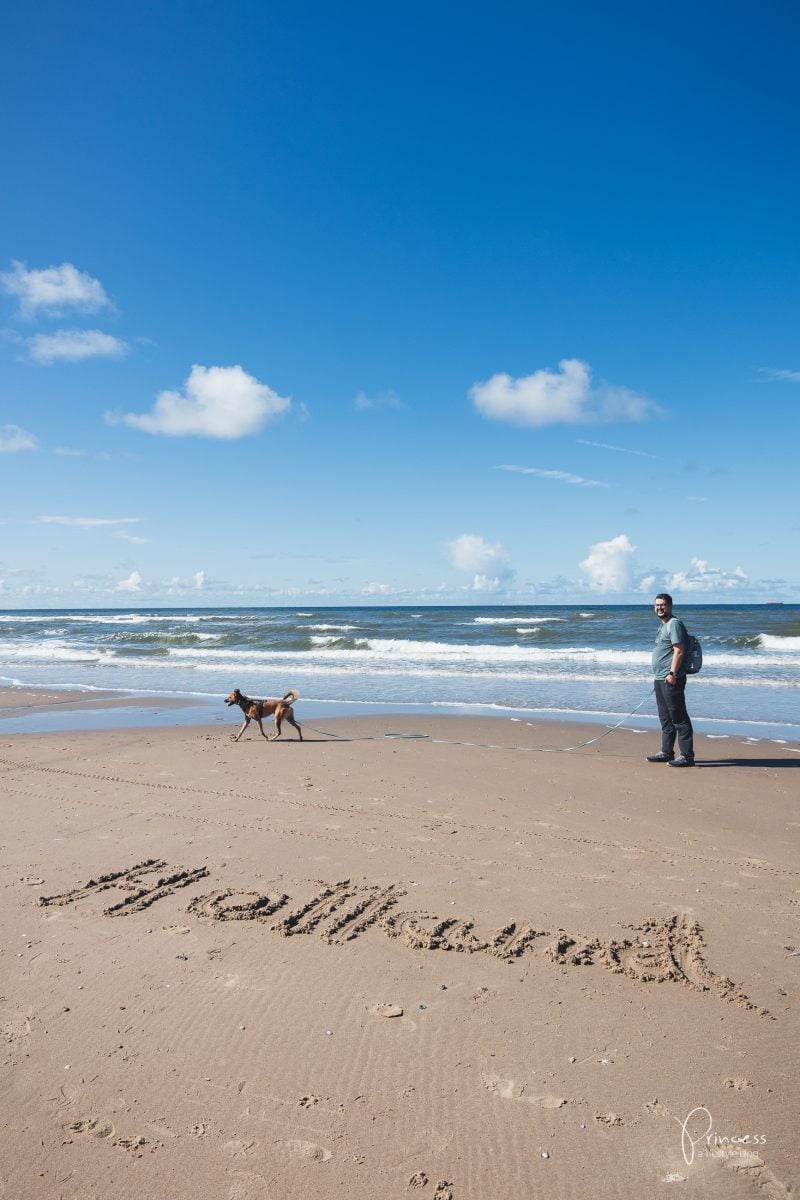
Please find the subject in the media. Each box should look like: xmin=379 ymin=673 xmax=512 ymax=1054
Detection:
xmin=271 ymin=713 xmax=283 ymax=741
xmin=256 ymin=717 xmax=269 ymax=740
xmin=286 ymin=713 xmax=303 ymax=741
xmin=234 ymin=717 xmax=249 ymax=741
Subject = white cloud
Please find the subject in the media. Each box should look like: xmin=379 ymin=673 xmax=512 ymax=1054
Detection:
xmin=27 ymin=328 xmax=128 ymax=364
xmin=362 ymin=581 xmax=391 ymax=595
xmin=471 ymin=574 xmax=504 ymax=592
xmin=665 ymin=558 xmax=749 ymax=593
xmin=497 ymin=463 xmax=609 ymax=488
xmin=115 ymin=364 xmax=291 ymax=438
xmin=1 ymin=260 xmax=112 ymax=318
xmin=446 ymin=533 xmax=514 ymax=592
xmin=0 ymin=424 xmax=37 ymax=452
xmin=194 ymin=570 xmax=205 ymax=589
xmin=114 ymin=569 xmax=142 ymax=592
xmin=354 ymin=389 xmax=404 ymax=411
xmin=38 ymin=515 xmax=142 ymax=527
xmin=758 ymin=367 xmax=800 ymax=382
xmin=576 ymin=439 xmax=660 ymax=459
xmin=114 ymin=531 xmax=149 ymax=544
xmin=471 ymin=358 xmax=659 ymax=427
xmin=580 ymin=533 xmax=637 ymax=592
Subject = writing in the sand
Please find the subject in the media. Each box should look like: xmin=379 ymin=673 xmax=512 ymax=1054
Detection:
xmin=36 ymin=859 xmax=769 ymax=1017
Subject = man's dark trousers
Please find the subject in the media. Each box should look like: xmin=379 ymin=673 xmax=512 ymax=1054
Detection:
xmin=654 ymin=677 xmax=694 ymax=760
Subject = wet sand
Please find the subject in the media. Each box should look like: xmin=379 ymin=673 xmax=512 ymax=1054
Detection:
xmin=1 ymin=696 xmax=798 ymax=1198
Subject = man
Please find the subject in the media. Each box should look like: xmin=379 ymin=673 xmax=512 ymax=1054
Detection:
xmin=647 ymin=593 xmax=695 ymax=767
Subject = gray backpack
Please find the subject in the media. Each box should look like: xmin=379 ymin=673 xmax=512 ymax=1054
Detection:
xmin=684 ymin=633 xmax=703 ymax=675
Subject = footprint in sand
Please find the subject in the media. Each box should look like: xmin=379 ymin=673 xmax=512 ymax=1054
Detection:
xmin=115 ymin=1134 xmax=147 ymax=1150
xmin=482 ymin=1074 xmax=515 ymax=1100
xmin=227 ymin=1169 xmax=270 ymax=1200
xmin=67 ymin=1118 xmax=115 ymax=1139
xmin=481 ymin=1074 xmax=569 ymax=1108
xmin=189 ymin=1121 xmax=208 ymax=1137
xmin=3 ymin=1017 xmax=33 ymax=1044
xmin=371 ymin=1003 xmax=403 ymax=1018
xmin=594 ymin=1111 xmax=623 ymax=1126
xmin=223 ymin=1138 xmax=256 ymax=1158
xmin=433 ymin=1183 xmax=454 ymax=1200
xmin=20 ymin=875 xmax=44 ymax=886
xmin=298 ymin=1094 xmax=319 ymax=1108
xmin=280 ymin=1138 xmax=332 ymax=1163
xmin=409 ymin=1171 xmax=428 ymax=1188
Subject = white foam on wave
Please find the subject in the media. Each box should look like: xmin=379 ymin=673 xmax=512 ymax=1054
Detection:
xmin=300 ymin=637 xmax=654 ymax=664
xmin=758 ymin=634 xmax=800 ymax=652
xmin=0 ymin=638 xmax=114 ymax=664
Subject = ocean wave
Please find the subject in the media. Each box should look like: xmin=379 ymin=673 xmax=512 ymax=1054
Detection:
xmin=3 ymin=634 xmax=799 ymax=674
xmin=0 ymin=638 xmax=114 ymax=664
xmin=0 ymin=612 xmax=284 ymax=627
xmin=472 ymin=616 xmax=566 ymax=625
xmin=104 ymin=631 xmax=222 ymax=646
xmin=309 ymin=635 xmax=371 ymax=650
xmin=4 ymin=649 xmax=792 ymax=690
xmin=5 ymin=612 xmax=209 ymax=625
xmin=758 ymin=634 xmax=800 ymax=651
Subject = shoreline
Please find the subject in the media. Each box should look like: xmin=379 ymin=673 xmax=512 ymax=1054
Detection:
xmin=1 ymin=681 xmax=798 ymax=745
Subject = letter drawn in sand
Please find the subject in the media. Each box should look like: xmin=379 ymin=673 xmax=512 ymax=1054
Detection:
xmin=271 ymin=879 xmax=406 ymax=943
xmin=187 ymin=889 xmax=289 ymax=921
xmin=546 ymin=931 xmax=602 ymax=966
xmin=320 ymin=883 xmax=405 ymax=944
xmin=37 ymin=860 xmax=209 ymax=917
xmin=489 ymin=922 xmax=548 ymax=960
xmin=598 ymin=914 xmax=771 ymax=1017
xmin=37 ymin=859 xmax=168 ymax=908
xmin=381 ymin=912 xmax=488 ymax=954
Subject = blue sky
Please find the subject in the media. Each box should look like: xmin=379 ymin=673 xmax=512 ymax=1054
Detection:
xmin=1 ymin=0 xmax=798 ymax=607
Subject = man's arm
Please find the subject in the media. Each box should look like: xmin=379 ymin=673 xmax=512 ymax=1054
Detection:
xmin=668 ymin=642 xmax=685 ymax=679
xmin=667 ymin=619 xmax=686 ymax=680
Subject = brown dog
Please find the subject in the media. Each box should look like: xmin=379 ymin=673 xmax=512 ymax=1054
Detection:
xmin=225 ymin=688 xmax=303 ymax=742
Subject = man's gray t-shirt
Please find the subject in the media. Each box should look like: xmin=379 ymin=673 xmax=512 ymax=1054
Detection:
xmin=652 ymin=617 xmax=688 ymax=679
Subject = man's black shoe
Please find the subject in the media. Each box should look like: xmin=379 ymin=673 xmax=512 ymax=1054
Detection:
xmin=646 ymin=752 xmax=674 ymax=763
xmin=668 ymin=756 xmax=695 ymax=768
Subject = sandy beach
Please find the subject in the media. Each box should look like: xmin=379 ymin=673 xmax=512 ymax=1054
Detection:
xmin=1 ymin=691 xmax=798 ymax=1199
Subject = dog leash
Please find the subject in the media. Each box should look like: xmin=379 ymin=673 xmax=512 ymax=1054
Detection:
xmin=302 ymin=688 xmax=655 ymax=755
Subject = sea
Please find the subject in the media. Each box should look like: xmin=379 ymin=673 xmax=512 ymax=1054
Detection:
xmin=0 ymin=604 xmax=798 ymax=742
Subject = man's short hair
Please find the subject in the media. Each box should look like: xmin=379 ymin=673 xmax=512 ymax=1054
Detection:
xmin=655 ymin=593 xmax=673 ymax=606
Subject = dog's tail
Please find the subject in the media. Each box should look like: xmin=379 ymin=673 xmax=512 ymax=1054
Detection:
xmin=282 ymin=689 xmax=300 ymax=706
